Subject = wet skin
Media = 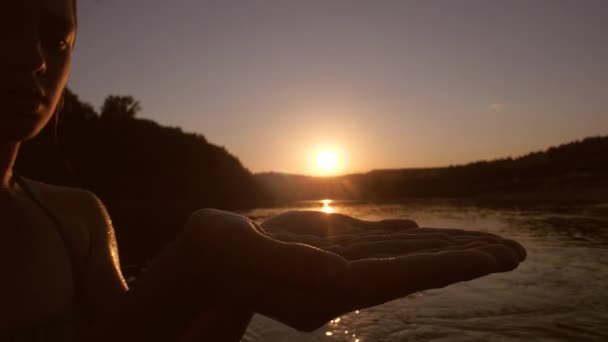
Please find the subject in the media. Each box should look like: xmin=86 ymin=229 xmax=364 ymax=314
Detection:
xmin=177 ymin=209 xmax=526 ymax=333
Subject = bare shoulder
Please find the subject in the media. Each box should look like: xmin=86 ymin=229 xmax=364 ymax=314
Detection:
xmin=19 ymin=178 xmax=129 ymax=322
xmin=20 ymin=177 xmax=108 ymax=219
xmin=18 ymin=177 xmax=113 ymax=258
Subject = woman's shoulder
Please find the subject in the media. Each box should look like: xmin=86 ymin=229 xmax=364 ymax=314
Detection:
xmin=19 ymin=177 xmax=105 ymax=214
xmin=17 ymin=177 xmax=117 ymax=265
xmin=19 ymin=177 xmax=94 ymax=199
xmin=17 ymin=177 xmax=111 ymax=247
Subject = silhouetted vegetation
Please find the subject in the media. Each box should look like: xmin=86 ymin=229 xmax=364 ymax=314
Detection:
xmin=100 ymin=95 xmax=142 ymax=121
xmin=258 ymin=136 xmax=608 ymax=204
xmin=16 ymin=89 xmax=271 ymax=265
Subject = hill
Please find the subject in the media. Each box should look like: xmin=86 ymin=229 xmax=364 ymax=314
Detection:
xmin=257 ymin=136 xmax=608 ymax=204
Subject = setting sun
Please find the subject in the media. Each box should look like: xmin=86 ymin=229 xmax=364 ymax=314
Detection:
xmin=317 ymin=151 xmax=337 ymax=171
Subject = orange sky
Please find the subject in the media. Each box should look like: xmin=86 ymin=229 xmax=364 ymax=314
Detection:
xmin=70 ymin=1 xmax=608 ymax=175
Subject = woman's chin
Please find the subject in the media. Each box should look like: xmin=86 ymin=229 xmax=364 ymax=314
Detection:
xmin=0 ymin=116 xmax=49 ymax=144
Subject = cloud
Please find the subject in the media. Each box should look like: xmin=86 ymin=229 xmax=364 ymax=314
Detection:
xmin=489 ymin=103 xmax=506 ymax=112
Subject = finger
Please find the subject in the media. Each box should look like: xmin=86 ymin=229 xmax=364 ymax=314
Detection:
xmin=348 ymin=232 xmax=456 ymax=245
xmin=502 ymin=239 xmax=527 ymax=261
xmin=273 ymin=229 xmax=454 ymax=247
xmin=261 ymin=211 xmax=368 ymax=236
xmin=333 ymin=236 xmax=524 ymax=266
xmin=348 ymin=230 xmax=493 ymax=247
xmin=339 ymin=238 xmax=453 ymax=260
xmin=405 ymin=227 xmax=503 ymax=240
xmin=300 ymin=231 xmax=513 ymax=261
xmin=451 ymin=234 xmax=526 ymax=261
xmin=355 ymin=241 xmax=497 ymax=260
xmin=451 ymin=236 xmax=526 ymax=262
xmin=474 ymin=244 xmax=521 ymax=271
xmin=410 ymin=241 xmax=491 ymax=255
xmin=347 ymin=250 xmax=500 ymax=310
xmin=262 ymin=211 xmax=417 ymax=238
xmin=452 ymin=235 xmax=503 ymax=244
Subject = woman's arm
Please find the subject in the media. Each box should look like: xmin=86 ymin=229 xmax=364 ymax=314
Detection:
xmin=77 ymin=191 xmax=127 ymax=322
xmin=77 ymin=192 xmax=525 ymax=340
xmin=76 ymin=192 xmax=253 ymax=341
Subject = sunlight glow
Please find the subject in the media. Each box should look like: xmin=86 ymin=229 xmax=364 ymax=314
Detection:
xmin=321 ymin=205 xmax=335 ymax=213
xmin=306 ymin=144 xmax=347 ymax=176
xmin=320 ymin=199 xmax=335 ymax=213
xmin=316 ymin=151 xmax=337 ymax=171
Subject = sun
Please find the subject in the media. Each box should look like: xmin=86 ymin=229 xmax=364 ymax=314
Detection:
xmin=316 ymin=151 xmax=337 ymax=171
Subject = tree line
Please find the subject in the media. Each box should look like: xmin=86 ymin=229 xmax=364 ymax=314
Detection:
xmin=16 ymin=89 xmax=271 ymax=266
xmin=258 ymin=136 xmax=608 ymax=204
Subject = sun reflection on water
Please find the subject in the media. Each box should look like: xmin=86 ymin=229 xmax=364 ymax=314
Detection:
xmin=326 ymin=315 xmax=362 ymax=341
xmin=320 ymin=199 xmax=335 ymax=213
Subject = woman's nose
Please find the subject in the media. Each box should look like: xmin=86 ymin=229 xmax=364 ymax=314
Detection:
xmin=16 ymin=38 xmax=48 ymax=77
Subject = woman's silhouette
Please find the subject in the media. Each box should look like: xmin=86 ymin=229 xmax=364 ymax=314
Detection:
xmin=0 ymin=1 xmax=526 ymax=341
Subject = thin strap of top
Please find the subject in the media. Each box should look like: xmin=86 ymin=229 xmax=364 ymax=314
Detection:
xmin=12 ymin=173 xmax=81 ymax=298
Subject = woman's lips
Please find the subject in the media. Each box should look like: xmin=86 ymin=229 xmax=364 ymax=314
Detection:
xmin=2 ymin=87 xmax=48 ymax=113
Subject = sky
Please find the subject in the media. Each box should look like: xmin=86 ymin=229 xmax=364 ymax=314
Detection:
xmin=69 ymin=0 xmax=608 ymax=175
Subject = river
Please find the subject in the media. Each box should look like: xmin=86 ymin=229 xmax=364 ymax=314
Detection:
xmin=240 ymin=200 xmax=608 ymax=341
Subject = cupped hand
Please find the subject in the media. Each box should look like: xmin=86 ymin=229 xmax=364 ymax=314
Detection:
xmin=187 ymin=209 xmax=526 ymax=332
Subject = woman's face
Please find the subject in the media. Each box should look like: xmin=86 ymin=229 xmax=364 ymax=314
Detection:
xmin=0 ymin=0 xmax=76 ymax=143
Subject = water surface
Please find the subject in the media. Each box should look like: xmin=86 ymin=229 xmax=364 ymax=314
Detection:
xmin=241 ymin=201 xmax=608 ymax=341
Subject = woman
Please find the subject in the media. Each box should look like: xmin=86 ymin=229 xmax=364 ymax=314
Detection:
xmin=0 ymin=0 xmax=526 ymax=341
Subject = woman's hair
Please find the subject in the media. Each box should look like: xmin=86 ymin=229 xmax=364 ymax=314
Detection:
xmin=72 ymin=0 xmax=77 ymax=27
xmin=47 ymin=0 xmax=78 ymax=176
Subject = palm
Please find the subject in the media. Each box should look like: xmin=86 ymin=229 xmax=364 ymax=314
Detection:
xmin=191 ymin=209 xmax=526 ymax=332
xmin=262 ymin=210 xmax=525 ymax=261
